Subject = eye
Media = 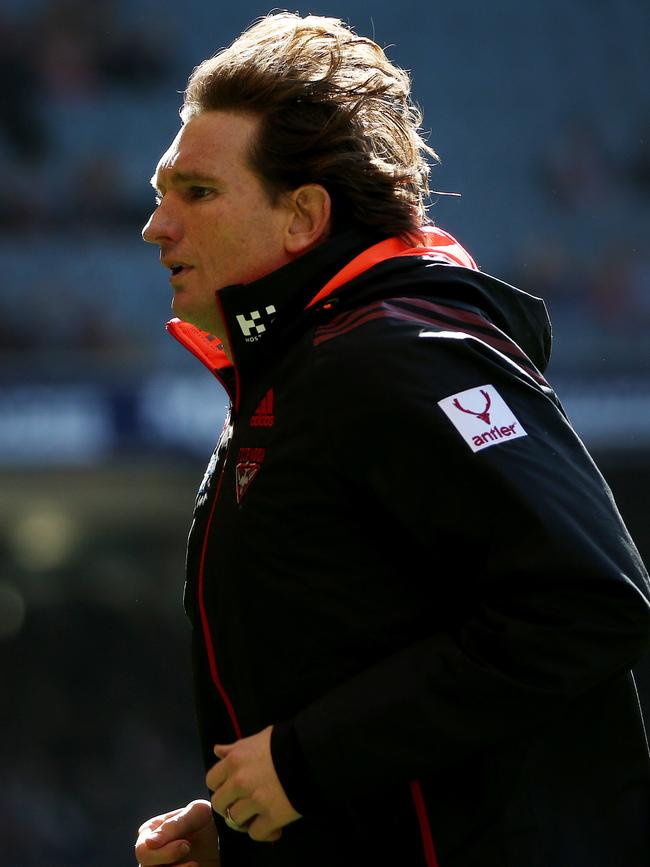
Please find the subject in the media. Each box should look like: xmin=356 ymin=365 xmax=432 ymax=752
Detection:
xmin=189 ymin=186 xmax=213 ymax=200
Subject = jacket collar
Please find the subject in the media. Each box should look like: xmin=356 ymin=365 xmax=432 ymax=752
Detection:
xmin=166 ymin=225 xmax=478 ymax=406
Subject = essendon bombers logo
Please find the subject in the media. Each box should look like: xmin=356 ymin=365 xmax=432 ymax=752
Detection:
xmin=438 ymin=384 xmax=528 ymax=453
xmin=236 ymin=447 xmax=265 ymax=503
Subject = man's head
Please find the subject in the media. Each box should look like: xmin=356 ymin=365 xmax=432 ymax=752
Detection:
xmin=143 ymin=12 xmax=436 ymax=336
xmin=143 ymin=110 xmax=329 ymax=335
xmin=181 ymin=12 xmax=437 ymax=238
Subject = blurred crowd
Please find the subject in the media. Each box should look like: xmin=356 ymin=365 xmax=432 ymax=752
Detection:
xmin=0 ymin=488 xmax=203 ymax=866
xmin=1 ymin=601 xmax=201 ymax=866
xmin=0 ymin=0 xmax=182 ymax=362
xmin=1 ymin=1 xmax=649 ymax=368
xmin=0 ymin=0 xmax=175 ymax=227
xmin=517 ymin=112 xmax=650 ymax=343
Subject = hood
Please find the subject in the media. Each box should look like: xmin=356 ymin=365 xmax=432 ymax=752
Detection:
xmin=329 ymin=254 xmax=552 ymax=375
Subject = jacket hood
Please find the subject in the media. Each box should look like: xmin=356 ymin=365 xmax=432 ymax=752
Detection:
xmin=332 ymin=254 xmax=552 ymax=375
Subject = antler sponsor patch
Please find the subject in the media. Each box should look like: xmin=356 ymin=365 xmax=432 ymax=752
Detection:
xmin=438 ymin=384 xmax=527 ymax=453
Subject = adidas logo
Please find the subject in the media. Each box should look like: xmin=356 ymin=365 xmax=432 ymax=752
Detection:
xmin=250 ymin=388 xmax=274 ymax=427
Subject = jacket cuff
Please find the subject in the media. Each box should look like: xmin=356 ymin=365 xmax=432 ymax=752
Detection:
xmin=271 ymin=721 xmax=326 ymax=816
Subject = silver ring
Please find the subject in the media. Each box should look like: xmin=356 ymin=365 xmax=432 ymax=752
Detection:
xmin=224 ymin=805 xmax=244 ymax=832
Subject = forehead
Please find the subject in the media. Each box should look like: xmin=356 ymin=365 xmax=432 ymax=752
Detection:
xmin=153 ymin=110 xmax=260 ymax=184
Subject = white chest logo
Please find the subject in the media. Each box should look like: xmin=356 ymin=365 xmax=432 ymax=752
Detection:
xmin=235 ymin=305 xmax=277 ymax=340
xmin=438 ymin=384 xmax=527 ymax=453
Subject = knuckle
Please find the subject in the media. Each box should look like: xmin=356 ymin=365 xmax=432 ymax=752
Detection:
xmin=232 ymin=772 xmax=247 ymax=790
xmin=250 ymin=823 xmax=275 ymax=843
xmin=247 ymin=813 xmax=273 ymax=843
xmin=137 ymin=818 xmax=155 ymax=835
xmin=249 ymin=787 xmax=264 ymax=809
xmin=134 ymin=839 xmax=150 ymax=858
xmin=227 ymin=753 xmax=241 ymax=771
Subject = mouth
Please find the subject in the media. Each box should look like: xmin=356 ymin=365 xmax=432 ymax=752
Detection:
xmin=165 ymin=262 xmax=193 ymax=281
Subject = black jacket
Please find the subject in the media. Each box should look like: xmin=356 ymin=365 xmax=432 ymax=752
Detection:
xmin=169 ymin=227 xmax=650 ymax=867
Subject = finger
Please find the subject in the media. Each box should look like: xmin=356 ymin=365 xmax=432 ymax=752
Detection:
xmin=214 ymin=742 xmax=234 ymax=758
xmin=205 ymin=755 xmax=229 ymax=792
xmin=247 ymin=815 xmax=283 ymax=844
xmin=135 ymin=837 xmax=191 ymax=864
xmin=220 ymin=798 xmax=282 ymax=843
xmin=149 ymin=802 xmax=212 ymax=846
xmin=138 ymin=808 xmax=183 ymax=835
xmin=210 ymin=781 xmax=241 ymax=817
xmin=210 ymin=768 xmax=254 ymax=817
xmin=226 ymin=798 xmax=258 ymax=828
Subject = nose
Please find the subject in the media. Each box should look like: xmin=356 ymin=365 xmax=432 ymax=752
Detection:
xmin=141 ymin=200 xmax=180 ymax=245
xmin=141 ymin=211 xmax=157 ymax=244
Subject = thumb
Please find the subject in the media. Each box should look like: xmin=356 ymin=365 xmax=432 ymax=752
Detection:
xmin=214 ymin=743 xmax=234 ymax=758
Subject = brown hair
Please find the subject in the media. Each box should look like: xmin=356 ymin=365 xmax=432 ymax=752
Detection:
xmin=182 ymin=12 xmax=438 ymax=238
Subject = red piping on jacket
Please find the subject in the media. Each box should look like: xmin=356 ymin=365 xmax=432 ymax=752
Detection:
xmin=167 ymin=318 xmax=243 ymax=737
xmin=197 ymin=456 xmax=243 ymax=741
xmin=411 ymin=780 xmax=440 ymax=867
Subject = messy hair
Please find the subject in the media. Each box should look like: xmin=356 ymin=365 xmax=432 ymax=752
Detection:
xmin=182 ymin=12 xmax=438 ymax=238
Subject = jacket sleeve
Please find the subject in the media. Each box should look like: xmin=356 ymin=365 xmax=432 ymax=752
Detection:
xmin=272 ymin=317 xmax=650 ymax=808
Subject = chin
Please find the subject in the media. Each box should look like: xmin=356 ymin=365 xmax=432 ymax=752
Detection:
xmin=174 ymin=307 xmax=217 ymax=335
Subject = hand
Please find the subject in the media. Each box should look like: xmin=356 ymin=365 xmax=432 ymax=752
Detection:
xmin=207 ymin=725 xmax=301 ymax=843
xmin=135 ymin=799 xmax=220 ymax=866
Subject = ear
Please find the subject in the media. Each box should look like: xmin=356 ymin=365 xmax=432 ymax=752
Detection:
xmin=284 ymin=184 xmax=331 ymax=255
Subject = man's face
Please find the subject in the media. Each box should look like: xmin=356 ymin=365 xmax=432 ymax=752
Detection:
xmin=142 ymin=110 xmax=294 ymax=335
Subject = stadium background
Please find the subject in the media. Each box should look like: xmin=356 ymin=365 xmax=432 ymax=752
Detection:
xmin=1 ymin=0 xmax=649 ymax=863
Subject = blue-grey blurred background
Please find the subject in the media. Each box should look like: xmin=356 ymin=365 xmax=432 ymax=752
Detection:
xmin=1 ymin=1 xmax=649 ymax=864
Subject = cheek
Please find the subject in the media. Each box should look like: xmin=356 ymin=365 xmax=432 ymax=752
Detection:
xmin=195 ymin=198 xmax=286 ymax=282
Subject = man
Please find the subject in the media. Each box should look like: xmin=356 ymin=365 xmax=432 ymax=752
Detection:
xmin=135 ymin=12 xmax=650 ymax=867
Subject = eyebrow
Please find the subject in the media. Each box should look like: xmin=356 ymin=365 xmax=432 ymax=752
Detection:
xmin=150 ymin=169 xmax=221 ymax=191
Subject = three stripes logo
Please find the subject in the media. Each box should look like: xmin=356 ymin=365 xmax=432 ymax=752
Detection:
xmin=250 ymin=389 xmax=274 ymax=428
